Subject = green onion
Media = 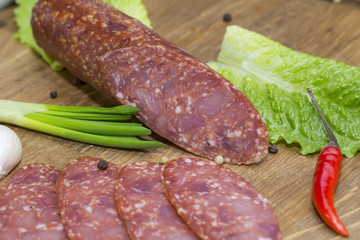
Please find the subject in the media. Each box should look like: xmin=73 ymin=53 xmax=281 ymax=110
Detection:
xmin=25 ymin=113 xmax=150 ymax=136
xmin=44 ymin=104 xmax=140 ymax=114
xmin=0 ymin=100 xmax=164 ymax=149
xmin=37 ymin=111 xmax=132 ymax=121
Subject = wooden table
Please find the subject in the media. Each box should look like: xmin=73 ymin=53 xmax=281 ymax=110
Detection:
xmin=1 ymin=0 xmax=360 ymax=239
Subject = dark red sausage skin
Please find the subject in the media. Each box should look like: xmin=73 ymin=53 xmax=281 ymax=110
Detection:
xmin=31 ymin=0 xmax=269 ymax=164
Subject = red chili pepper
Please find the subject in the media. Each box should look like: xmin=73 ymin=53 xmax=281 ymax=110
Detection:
xmin=307 ymin=88 xmax=349 ymax=237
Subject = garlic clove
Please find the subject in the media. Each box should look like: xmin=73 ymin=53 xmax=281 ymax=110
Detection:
xmin=0 ymin=125 xmax=22 ymax=180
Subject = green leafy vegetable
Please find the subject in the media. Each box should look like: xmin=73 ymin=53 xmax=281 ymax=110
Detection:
xmin=14 ymin=0 xmax=152 ymax=71
xmin=0 ymin=100 xmax=164 ymax=149
xmin=14 ymin=0 xmax=62 ymax=70
xmin=209 ymin=26 xmax=360 ymax=157
xmin=102 ymin=0 xmax=152 ymax=28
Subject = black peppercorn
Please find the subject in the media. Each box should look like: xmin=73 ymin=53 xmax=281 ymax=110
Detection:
xmin=223 ymin=13 xmax=232 ymax=22
xmin=50 ymin=91 xmax=58 ymax=99
xmin=0 ymin=20 xmax=7 ymax=28
xmin=268 ymin=145 xmax=278 ymax=154
xmin=97 ymin=160 xmax=108 ymax=170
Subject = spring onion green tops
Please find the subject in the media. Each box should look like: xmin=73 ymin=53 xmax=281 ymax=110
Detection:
xmin=0 ymin=100 xmax=164 ymax=149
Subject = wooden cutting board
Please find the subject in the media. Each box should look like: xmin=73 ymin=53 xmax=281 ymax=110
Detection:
xmin=1 ymin=0 xmax=360 ymax=239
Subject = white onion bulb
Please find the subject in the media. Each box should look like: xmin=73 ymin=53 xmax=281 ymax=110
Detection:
xmin=0 ymin=125 xmax=22 ymax=180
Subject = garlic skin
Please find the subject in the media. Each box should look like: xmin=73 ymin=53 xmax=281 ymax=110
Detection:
xmin=0 ymin=125 xmax=22 ymax=180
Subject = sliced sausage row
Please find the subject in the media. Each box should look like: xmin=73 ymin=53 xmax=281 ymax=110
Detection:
xmin=0 ymin=157 xmax=282 ymax=240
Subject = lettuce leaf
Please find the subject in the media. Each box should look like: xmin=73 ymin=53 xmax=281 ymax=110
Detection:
xmin=209 ymin=26 xmax=360 ymax=157
xmin=102 ymin=0 xmax=152 ymax=29
xmin=14 ymin=0 xmax=152 ymax=71
xmin=13 ymin=0 xmax=62 ymax=70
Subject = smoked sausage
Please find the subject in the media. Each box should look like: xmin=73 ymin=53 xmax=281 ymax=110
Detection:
xmin=56 ymin=157 xmax=129 ymax=240
xmin=115 ymin=161 xmax=198 ymax=240
xmin=31 ymin=0 xmax=269 ymax=164
xmin=162 ymin=158 xmax=282 ymax=240
xmin=0 ymin=164 xmax=67 ymax=240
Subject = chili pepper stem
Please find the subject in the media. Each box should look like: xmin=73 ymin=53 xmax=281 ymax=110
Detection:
xmin=306 ymin=88 xmax=339 ymax=149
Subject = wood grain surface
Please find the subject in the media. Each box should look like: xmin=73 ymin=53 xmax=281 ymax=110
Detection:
xmin=1 ymin=0 xmax=360 ymax=239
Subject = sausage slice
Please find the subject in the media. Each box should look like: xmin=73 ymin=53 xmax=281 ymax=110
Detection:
xmin=162 ymin=158 xmax=282 ymax=240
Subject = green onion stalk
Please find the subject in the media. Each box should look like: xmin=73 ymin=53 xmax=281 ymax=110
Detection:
xmin=0 ymin=100 xmax=164 ymax=149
